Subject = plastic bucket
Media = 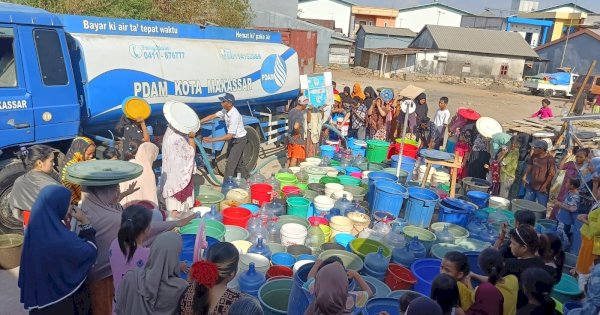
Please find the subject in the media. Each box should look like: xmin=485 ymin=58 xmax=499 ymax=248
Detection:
xmin=456 ymin=238 xmax=492 ymax=252
xmin=240 ymin=204 xmax=260 ymax=213
xmin=282 ymin=186 xmax=303 ymax=198
xmin=391 ymin=155 xmax=417 ymax=174
xmin=321 ymin=242 xmax=345 ymax=251
xmin=343 ymin=186 xmax=366 ymax=201
xmin=387 ymin=290 xmax=427 ymax=299
xmin=366 ymin=140 xmax=390 ymax=163
xmin=467 ymin=191 xmax=490 ymax=209
xmin=347 ymin=211 xmax=371 ymax=236
xmin=306 ymin=167 xmax=328 ymax=184
xmin=287 ymin=263 xmax=314 ymax=315
xmin=350 ymin=145 xmax=366 ymax=157
xmin=563 ymin=301 xmax=583 ymax=315
xmin=232 ymin=240 xmax=253 ymax=254
xmin=224 ymin=225 xmax=250 ymax=242
xmin=404 ymin=187 xmax=439 ymax=228
xmin=276 ymin=173 xmax=298 ymax=187
xmin=266 ymin=265 xmax=293 ymax=279
xmin=358 ymin=163 xmax=385 ymax=172
xmin=489 ymin=196 xmax=511 ymax=209
xmin=0 ymin=234 xmax=23 ymax=269
xmin=430 ymin=243 xmax=468 ymax=259
xmin=319 ymin=176 xmax=341 ymax=185
xmin=297 ymin=254 xmax=316 ymax=262
xmin=259 ymin=278 xmax=293 ymax=315
xmin=536 ymin=219 xmax=558 ymax=234
xmin=364 ymin=298 xmax=401 ymax=315
xmin=308 ymin=216 xmax=328 ymax=226
xmin=313 ymin=195 xmax=335 ymax=216
xmin=385 ymin=264 xmax=417 ymax=290
xmin=338 ymin=175 xmax=361 ymax=186
xmin=349 ymin=238 xmax=391 ymax=260
xmin=551 ymin=274 xmax=583 ymax=303
xmin=511 ymin=199 xmax=547 ymax=220
xmin=267 ymin=243 xmax=286 ymax=255
xmin=22 ymin=210 xmax=30 ymax=228
xmin=430 ymin=222 xmax=470 ymax=243
xmin=319 ymin=225 xmax=332 ymax=242
xmin=462 ymin=177 xmax=491 ymax=194
xmin=286 ymin=244 xmax=312 ymax=257
xmin=367 ymin=172 xmax=398 ymax=207
xmin=240 ymin=253 xmax=271 ymax=274
xmin=334 ymin=233 xmax=356 ymax=249
xmin=319 ymin=249 xmax=364 ymax=271
xmin=330 ymin=216 xmax=354 ymax=238
xmin=280 ymin=223 xmax=308 ymax=246
xmin=222 ymin=207 xmax=252 ymax=228
xmin=404 ymin=226 xmax=437 ymax=252
xmin=276 ymin=215 xmax=310 ymax=229
xmin=320 ymin=145 xmax=336 ymax=159
xmin=438 ymin=200 xmax=472 ymax=227
xmin=286 ymin=197 xmax=310 ymax=218
xmin=372 ymin=181 xmax=408 ymax=218
xmin=271 ymin=252 xmax=297 ymax=268
xmin=411 ymin=258 xmax=442 ymax=296
xmin=196 ymin=190 xmax=225 ymax=210
xmin=179 ymin=219 xmax=226 ymax=241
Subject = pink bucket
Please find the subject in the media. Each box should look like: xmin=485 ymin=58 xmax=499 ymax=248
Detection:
xmin=350 ymin=172 xmax=362 ymax=179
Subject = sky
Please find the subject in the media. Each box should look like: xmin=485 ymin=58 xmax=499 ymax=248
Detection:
xmin=350 ymin=0 xmax=600 ymax=15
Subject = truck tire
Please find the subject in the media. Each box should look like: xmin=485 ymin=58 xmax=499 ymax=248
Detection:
xmin=531 ymin=89 xmax=539 ymax=96
xmin=0 ymin=160 xmax=26 ymax=234
xmin=542 ymin=89 xmax=553 ymax=97
xmin=216 ymin=126 xmax=260 ymax=176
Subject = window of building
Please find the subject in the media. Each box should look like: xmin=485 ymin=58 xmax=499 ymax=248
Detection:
xmin=359 ymin=21 xmax=366 ymax=25
xmin=384 ymin=22 xmax=388 ymax=27
xmin=33 ymin=28 xmax=68 ymax=86
xmin=367 ymin=21 xmax=373 ymax=26
xmin=500 ymin=64 xmax=509 ymax=76
xmin=0 ymin=27 xmax=17 ymax=88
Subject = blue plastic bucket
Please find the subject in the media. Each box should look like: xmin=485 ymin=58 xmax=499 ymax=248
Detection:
xmin=271 ymin=252 xmax=297 ymax=268
xmin=404 ymin=187 xmax=439 ymax=228
xmin=372 ymin=181 xmax=408 ymax=218
xmin=536 ymin=219 xmax=558 ymax=234
xmin=180 ymin=235 xmax=219 ymax=279
xmin=297 ymin=254 xmax=317 ymax=261
xmin=563 ymin=301 xmax=583 ymax=315
xmin=438 ymin=199 xmax=473 ymax=227
xmin=367 ymin=172 xmax=398 ymax=206
xmin=241 ymin=203 xmax=260 ymax=213
xmin=364 ymin=298 xmax=400 ymax=315
xmin=320 ymin=145 xmax=335 ymax=159
xmin=391 ymin=156 xmax=416 ymax=175
xmin=464 ymin=251 xmax=484 ymax=287
xmin=350 ymin=145 xmax=366 ymax=157
xmin=346 ymin=166 xmax=362 ymax=175
xmin=411 ymin=258 xmax=442 ymax=296
xmin=466 ymin=191 xmax=491 ymax=209
xmin=335 ymin=233 xmax=356 ymax=250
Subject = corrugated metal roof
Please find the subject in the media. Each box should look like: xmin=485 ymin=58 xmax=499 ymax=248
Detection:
xmin=361 ymin=47 xmax=423 ymax=55
xmin=412 ymin=25 xmax=539 ymax=58
xmin=360 ymin=25 xmax=416 ymax=37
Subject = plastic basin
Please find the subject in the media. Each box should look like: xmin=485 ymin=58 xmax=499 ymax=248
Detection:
xmin=259 ymin=278 xmax=293 ymax=315
xmin=179 ymin=219 xmax=226 ymax=241
xmin=411 ymin=258 xmax=442 ymax=296
xmin=551 ymin=274 xmax=583 ymax=303
xmin=456 ymin=238 xmax=492 ymax=252
xmin=271 ymin=252 xmax=297 ymax=268
xmin=349 ymin=238 xmax=391 ymax=260
xmin=511 ymin=199 xmax=546 ymax=219
xmin=363 ymin=276 xmax=392 ymax=298
xmin=196 ymin=190 xmax=225 ymax=210
xmin=267 ymin=243 xmax=286 ymax=254
xmin=430 ymin=222 xmax=470 ymax=243
xmin=430 ymin=243 xmax=468 ymax=259
xmin=338 ymin=175 xmax=362 ymax=186
xmin=319 ymin=249 xmax=364 ymax=272
xmin=466 ymin=191 xmax=491 ymax=209
xmin=222 ymin=207 xmax=252 ymax=228
xmin=364 ymin=298 xmax=400 ymax=315
xmin=224 ymin=225 xmax=249 ymax=242
xmin=403 ymin=226 xmax=436 ymax=252
xmin=385 ymin=263 xmax=417 ymax=290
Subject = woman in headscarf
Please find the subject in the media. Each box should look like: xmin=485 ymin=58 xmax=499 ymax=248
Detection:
xmin=161 ymin=124 xmax=196 ymax=218
xmin=466 ymin=133 xmax=491 ymax=180
xmin=82 ymin=184 xmax=193 ymax=315
xmin=351 ymin=82 xmax=365 ymax=101
xmin=406 ymin=297 xmax=444 ymax=315
xmin=363 ymin=86 xmax=376 ymax=110
xmin=61 ymin=136 xmax=96 ymax=205
xmin=367 ymin=97 xmax=388 ymax=140
xmin=115 ymin=232 xmax=188 ymax=315
xmin=569 ymin=263 xmax=600 ymax=315
xmin=10 ymin=145 xmax=59 ymax=222
xmin=19 ymin=185 xmax=97 ymax=315
xmin=119 ymin=140 xmax=160 ymax=209
xmin=414 ymin=93 xmax=429 ymax=120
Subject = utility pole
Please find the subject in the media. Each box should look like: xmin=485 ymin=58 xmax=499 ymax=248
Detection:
xmin=560 ymin=0 xmax=578 ymax=68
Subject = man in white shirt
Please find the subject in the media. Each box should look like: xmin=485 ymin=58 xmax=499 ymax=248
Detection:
xmin=433 ymin=96 xmax=450 ymax=148
xmin=201 ymin=93 xmax=249 ymax=178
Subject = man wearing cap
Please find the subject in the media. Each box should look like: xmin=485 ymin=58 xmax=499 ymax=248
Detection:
xmin=522 ymin=140 xmax=556 ymax=207
xmin=287 ymin=96 xmax=309 ymax=167
xmin=201 ymin=93 xmax=249 ymax=178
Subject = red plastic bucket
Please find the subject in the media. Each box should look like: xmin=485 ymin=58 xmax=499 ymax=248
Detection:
xmin=266 ymin=265 xmax=293 ymax=279
xmin=387 ymin=143 xmax=418 ymax=159
xmin=251 ymin=183 xmax=273 ymax=206
xmin=22 ymin=210 xmax=30 ymax=228
xmin=308 ymin=216 xmax=329 ymax=226
xmin=222 ymin=207 xmax=252 ymax=228
xmin=385 ymin=263 xmax=417 ymax=290
xmin=282 ymin=185 xmax=302 ymax=198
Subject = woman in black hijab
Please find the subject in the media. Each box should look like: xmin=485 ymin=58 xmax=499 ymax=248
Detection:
xmin=414 ymin=93 xmax=428 ymax=120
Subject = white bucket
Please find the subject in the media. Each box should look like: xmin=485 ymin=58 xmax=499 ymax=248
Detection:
xmin=300 ymin=162 xmax=319 ymax=170
xmin=306 ymin=157 xmax=322 ymax=165
xmin=293 ymin=260 xmax=314 ymax=273
xmin=289 ymin=166 xmax=301 ymax=174
xmin=418 ymin=165 xmax=436 ymax=183
xmin=431 ymin=171 xmax=450 ymax=186
xmin=329 ymin=216 xmax=353 ymax=238
xmin=489 ymin=196 xmax=511 ymax=209
xmin=324 ymin=183 xmax=344 ymax=197
xmin=281 ymin=223 xmax=308 ymax=246
xmin=192 ymin=206 xmax=211 ymax=217
xmin=239 ymin=253 xmax=270 ymax=274
xmin=331 ymin=190 xmax=354 ymax=201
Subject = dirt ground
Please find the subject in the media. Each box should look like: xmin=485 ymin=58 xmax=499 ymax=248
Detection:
xmin=331 ymin=69 xmax=572 ymax=123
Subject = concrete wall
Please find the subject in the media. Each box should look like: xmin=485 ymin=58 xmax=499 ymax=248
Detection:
xmin=298 ymin=0 xmax=352 ymax=36
xmin=396 ymin=6 xmax=464 ymax=32
xmin=359 ymin=52 xmax=416 ymax=76
xmin=249 ymin=0 xmax=298 ymax=19
xmin=510 ymin=23 xmax=543 ymax=47
xmin=329 ymin=44 xmax=351 ymax=65
xmin=415 ymin=50 xmax=527 ymax=80
xmin=461 ymin=16 xmax=507 ymax=30
xmin=534 ymin=33 xmax=600 ymax=75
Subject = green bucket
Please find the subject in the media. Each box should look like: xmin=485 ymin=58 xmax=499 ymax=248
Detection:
xmin=179 ymin=219 xmax=226 ymax=241
xmin=348 ymin=238 xmax=391 ymax=260
xmin=330 ymin=160 xmax=340 ymax=166
xmin=276 ymin=215 xmax=309 ymax=229
xmin=404 ymin=226 xmax=437 ymax=252
xmin=366 ymin=140 xmax=390 ymax=163
xmin=343 ymin=186 xmax=366 ymax=201
xmin=297 ymin=183 xmax=308 ymax=191
xmin=395 ymin=138 xmax=419 ymax=146
xmin=259 ymin=278 xmax=293 ymax=315
xmin=551 ymin=274 xmax=583 ymax=303
xmin=286 ymin=197 xmax=311 ymax=218
xmin=358 ymin=162 xmax=384 ymax=171
xmin=320 ymin=176 xmax=341 ymax=184
xmin=196 ymin=190 xmax=225 ymax=210
xmin=275 ymin=173 xmax=298 ymax=186
xmin=224 ymin=225 xmax=249 ymax=242
xmin=337 ymin=175 xmax=361 ymax=186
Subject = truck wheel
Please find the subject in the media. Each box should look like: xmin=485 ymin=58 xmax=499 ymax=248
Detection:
xmin=216 ymin=126 xmax=260 ymax=176
xmin=542 ymin=89 xmax=553 ymax=97
xmin=0 ymin=160 xmax=26 ymax=234
xmin=531 ymin=89 xmax=539 ymax=96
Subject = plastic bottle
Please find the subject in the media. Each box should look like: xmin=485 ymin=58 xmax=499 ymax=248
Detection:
xmin=248 ymin=237 xmax=272 ymax=259
xmin=247 ymin=213 xmax=262 ymax=236
xmin=221 ymin=176 xmax=237 ymax=196
xmin=372 ymin=217 xmax=392 ymax=240
xmin=305 ymin=222 xmax=326 ymax=255
xmin=334 ymin=194 xmax=352 ymax=215
xmin=248 ymin=222 xmax=270 ymax=245
xmin=266 ymin=173 xmax=281 ymax=196
xmin=435 ymin=224 xmax=455 ymax=244
xmin=297 ymin=170 xmax=309 ymax=184
xmin=345 ymin=201 xmax=366 ymax=215
xmin=238 ymin=262 xmax=266 ymax=297
xmin=233 ymin=173 xmax=249 ymax=190
xmin=248 ymin=173 xmax=266 ymax=186
xmin=319 ymin=156 xmax=330 ymax=167
xmin=202 ymin=204 xmax=223 ymax=222
xmin=267 ymin=217 xmax=281 ymax=244
xmin=383 ymin=223 xmax=406 ymax=250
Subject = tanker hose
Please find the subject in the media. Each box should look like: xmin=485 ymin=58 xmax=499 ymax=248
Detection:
xmin=194 ymin=138 xmax=222 ymax=186
xmin=250 ymin=155 xmax=279 ymax=176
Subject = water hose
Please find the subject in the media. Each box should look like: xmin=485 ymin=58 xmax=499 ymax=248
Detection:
xmin=195 ymin=138 xmax=222 ymax=186
xmin=250 ymin=155 xmax=279 ymax=176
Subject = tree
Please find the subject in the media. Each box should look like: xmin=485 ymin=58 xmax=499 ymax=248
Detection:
xmin=9 ymin=0 xmax=254 ymax=27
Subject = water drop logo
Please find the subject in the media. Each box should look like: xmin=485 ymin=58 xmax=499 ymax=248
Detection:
xmin=260 ymin=54 xmax=287 ymax=94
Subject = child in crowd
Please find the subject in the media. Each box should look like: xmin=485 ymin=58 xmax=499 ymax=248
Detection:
xmin=471 ymin=248 xmax=518 ymax=315
xmin=431 ymin=274 xmax=465 ymax=315
xmin=103 ymin=148 xmax=120 ymax=160
xmin=433 ymin=97 xmax=450 ymax=148
xmin=399 ymin=292 xmax=422 ymax=315
xmin=115 ymin=115 xmax=150 ymax=158
xmin=517 ymin=268 xmax=557 ymax=315
xmin=406 ymin=297 xmax=443 ymax=315
xmin=555 ymin=178 xmax=581 ymax=236
xmin=531 ymin=99 xmax=553 ymax=119
xmin=538 ymin=233 xmax=565 ymax=284
xmin=498 ymin=138 xmax=521 ymax=199
xmin=441 ymin=251 xmax=472 ymax=311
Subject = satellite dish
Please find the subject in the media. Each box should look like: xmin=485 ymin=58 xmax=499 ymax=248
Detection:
xmin=401 ymin=100 xmax=416 ymax=114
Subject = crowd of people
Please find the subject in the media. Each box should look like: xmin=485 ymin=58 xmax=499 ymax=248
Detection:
xmin=8 ymin=80 xmax=600 ymax=315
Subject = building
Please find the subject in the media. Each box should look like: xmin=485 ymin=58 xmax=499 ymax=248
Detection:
xmin=461 ymin=13 xmax=507 ymax=31
xmin=329 ymin=34 xmax=353 ymax=66
xmin=533 ymin=28 xmax=600 ymax=75
xmin=350 ymin=5 xmax=398 ymax=38
xmin=511 ymin=0 xmax=540 ymax=13
xmin=395 ymin=1 xmax=471 ymax=33
xmin=535 ymin=2 xmax=595 ymax=14
xmin=354 ymin=25 xmax=416 ymax=66
xmin=298 ymin=0 xmax=354 ymax=36
xmin=506 ymin=16 xmax=553 ymax=47
xmin=518 ymin=10 xmax=587 ymax=42
xmin=355 ymin=48 xmax=421 ymax=77
xmin=408 ymin=25 xmax=539 ymax=80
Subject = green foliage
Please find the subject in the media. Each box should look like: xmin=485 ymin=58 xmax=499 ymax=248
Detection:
xmin=8 ymin=0 xmax=254 ymax=27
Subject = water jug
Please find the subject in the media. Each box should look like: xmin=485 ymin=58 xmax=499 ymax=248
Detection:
xmin=238 ymin=262 xmax=266 ymax=297
xmin=476 ymin=224 xmax=498 ymax=244
xmin=334 ymin=150 xmax=344 ymax=162
xmin=233 ymin=173 xmax=249 ymax=190
xmin=203 ymin=205 xmax=223 ymax=222
xmin=267 ymin=173 xmax=281 ymax=193
xmin=359 ymin=228 xmax=374 ymax=239
xmin=364 ymin=247 xmax=390 ymax=281
xmin=267 ymin=217 xmax=281 ymax=244
xmin=408 ymin=236 xmax=426 ymax=259
xmin=248 ymin=173 xmax=266 ymax=185
xmin=372 ymin=217 xmax=392 ymax=241
xmin=353 ymin=155 xmax=366 ymax=166
xmin=325 ymin=208 xmax=341 ymax=221
xmin=305 ymin=222 xmax=326 ymax=255
xmin=393 ymin=218 xmax=408 ymax=232
xmin=248 ymin=222 xmax=270 ymax=245
xmin=247 ymin=212 xmax=262 ymax=235
xmin=392 ymin=242 xmax=416 ymax=267
xmin=297 ymin=171 xmax=309 ymax=184
xmin=334 ymin=194 xmax=353 ymax=215
xmin=221 ymin=176 xmax=237 ymax=196
xmin=345 ymin=201 xmax=367 ymax=216
xmin=248 ymin=237 xmax=272 ymax=259
xmin=467 ymin=218 xmax=487 ymax=237
xmin=319 ymin=156 xmax=331 ymax=167
xmin=265 ymin=200 xmax=285 ymax=217
xmin=435 ymin=224 xmax=456 ymax=244
xmin=383 ymin=224 xmax=406 ymax=249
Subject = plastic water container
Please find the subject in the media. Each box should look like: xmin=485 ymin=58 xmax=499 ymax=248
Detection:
xmin=367 ymin=172 xmax=398 ymax=208
xmin=320 ymin=145 xmax=336 ymax=159
xmin=334 ymin=194 xmax=353 ymax=215
xmin=391 ymin=241 xmax=416 ymax=267
xmin=238 ymin=262 xmax=266 ymax=297
xmin=248 ymin=237 xmax=272 ymax=259
xmin=403 ymin=187 xmax=439 ymax=228
xmin=467 ymin=191 xmax=491 ymax=209
xmin=363 ymin=247 xmax=390 ymax=281
xmin=411 ymin=258 xmax=442 ymax=296
xmin=203 ymin=204 xmax=223 ymax=222
xmin=383 ymin=224 xmax=406 ymax=250
xmin=281 ymin=223 xmax=308 ymax=247
xmin=371 ymin=181 xmax=408 ymax=218
xmin=438 ymin=198 xmax=474 ymax=227
xmin=435 ymin=224 xmax=456 ymax=244
xmin=304 ymin=222 xmax=325 ymax=255
xmin=221 ymin=176 xmax=238 ymax=196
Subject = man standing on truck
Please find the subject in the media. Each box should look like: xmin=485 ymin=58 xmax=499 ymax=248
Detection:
xmin=201 ymin=93 xmax=249 ymax=178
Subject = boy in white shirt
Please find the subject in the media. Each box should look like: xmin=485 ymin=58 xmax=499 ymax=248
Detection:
xmin=433 ymin=97 xmax=450 ymax=148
